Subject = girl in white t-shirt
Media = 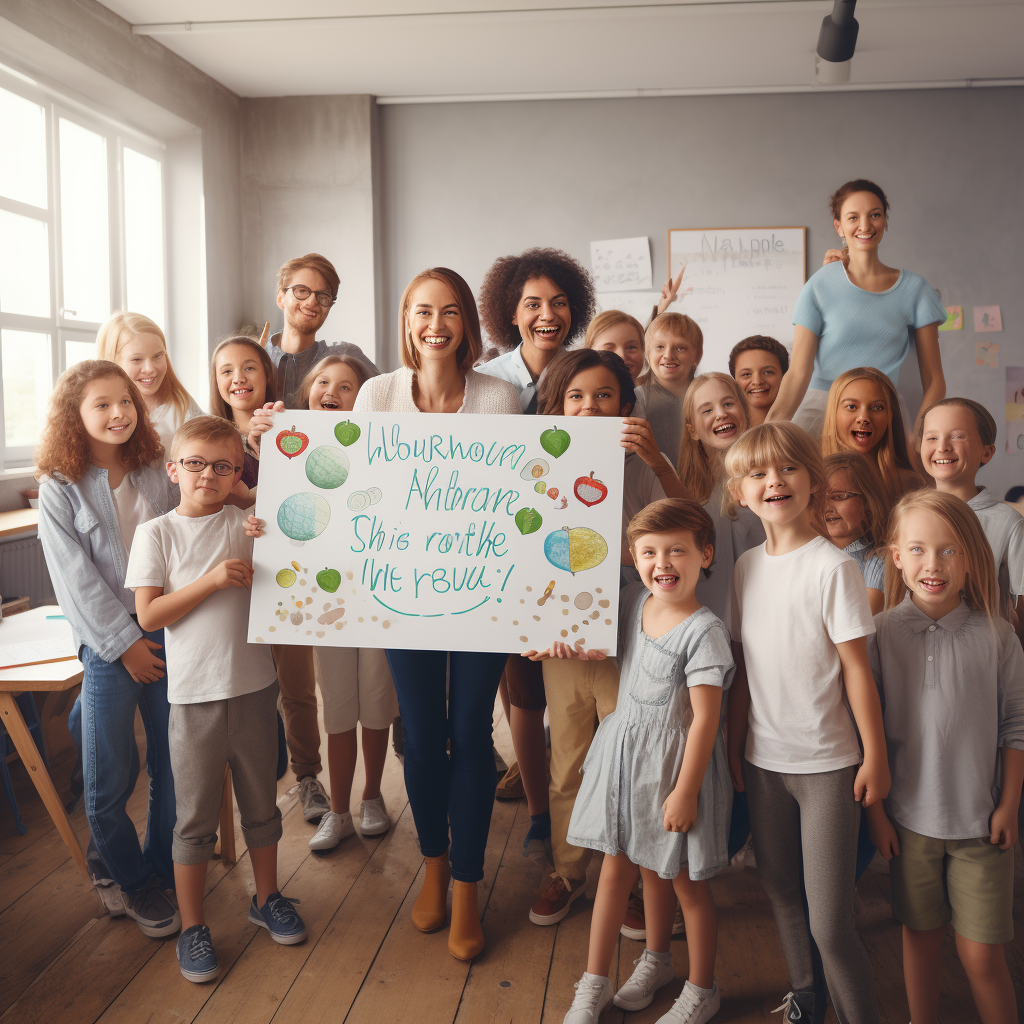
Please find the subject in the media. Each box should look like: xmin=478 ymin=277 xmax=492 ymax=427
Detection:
xmin=725 ymin=422 xmax=889 ymax=1024
xmin=97 ymin=311 xmax=203 ymax=456
xmin=247 ymin=355 xmax=398 ymax=852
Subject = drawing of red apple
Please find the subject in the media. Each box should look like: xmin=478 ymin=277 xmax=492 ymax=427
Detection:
xmin=276 ymin=426 xmax=309 ymax=459
xmin=574 ymin=472 xmax=608 ymax=507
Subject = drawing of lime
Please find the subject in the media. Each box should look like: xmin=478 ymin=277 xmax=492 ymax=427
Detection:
xmin=305 ymin=445 xmax=349 ymax=489
xmin=278 ymin=492 xmax=331 ymax=541
xmin=276 ymin=568 xmax=297 ymax=588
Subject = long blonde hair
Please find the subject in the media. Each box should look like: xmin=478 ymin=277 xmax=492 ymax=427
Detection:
xmin=677 ymin=372 xmax=750 ymax=505
xmin=723 ymin=421 xmax=828 ymax=534
xmin=822 ymin=367 xmax=917 ymax=509
xmin=96 ymin=311 xmax=193 ymax=422
xmin=883 ymin=489 xmax=998 ymax=618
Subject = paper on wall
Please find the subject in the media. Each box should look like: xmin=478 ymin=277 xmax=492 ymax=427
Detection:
xmin=590 ymin=237 xmax=653 ymax=292
xmin=1006 ymin=367 xmax=1024 ymax=454
xmin=938 ymin=306 xmax=963 ymax=331
xmin=248 ymin=412 xmax=625 ymax=655
xmin=975 ymin=340 xmax=1000 ymax=368
xmin=974 ymin=305 xmax=1002 ymax=332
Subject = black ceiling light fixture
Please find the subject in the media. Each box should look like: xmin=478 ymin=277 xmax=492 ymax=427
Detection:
xmin=815 ymin=0 xmax=859 ymax=85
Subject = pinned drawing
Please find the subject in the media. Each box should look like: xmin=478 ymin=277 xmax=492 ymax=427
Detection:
xmin=334 ymin=420 xmax=361 ymax=446
xmin=938 ymin=306 xmax=963 ymax=332
xmin=540 ymin=426 xmax=571 ymax=458
xmin=974 ymin=306 xmax=1002 ymax=332
xmin=574 ymin=473 xmax=608 ymax=507
xmin=544 ymin=526 xmax=608 ymax=575
xmin=975 ymin=340 xmax=1000 ymax=369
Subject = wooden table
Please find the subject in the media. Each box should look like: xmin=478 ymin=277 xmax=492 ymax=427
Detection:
xmin=0 ymin=657 xmax=88 ymax=881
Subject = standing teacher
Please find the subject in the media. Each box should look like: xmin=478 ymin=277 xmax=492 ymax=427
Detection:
xmin=353 ymin=268 xmax=520 ymax=961
xmin=769 ymin=179 xmax=946 ymax=438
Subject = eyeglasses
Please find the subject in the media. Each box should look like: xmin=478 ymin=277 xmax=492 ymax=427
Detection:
xmin=177 ymin=457 xmax=241 ymax=477
xmin=283 ymin=284 xmax=334 ymax=308
xmin=826 ymin=490 xmax=863 ymax=503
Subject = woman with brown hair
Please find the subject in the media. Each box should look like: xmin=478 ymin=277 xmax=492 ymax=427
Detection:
xmin=354 ymin=268 xmax=519 ymax=961
xmin=769 ymin=178 xmax=946 ymax=438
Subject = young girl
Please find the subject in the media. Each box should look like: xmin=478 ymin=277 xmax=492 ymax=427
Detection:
xmin=770 ymin=178 xmax=946 ymax=436
xmin=866 ymin=490 xmax=1024 ymax=1024
xmin=823 ymin=451 xmax=889 ymax=615
xmin=209 ymin=335 xmax=278 ymax=492
xmin=554 ymin=499 xmax=733 ymax=1024
xmin=249 ymin=355 xmax=398 ymax=850
xmin=726 ymin=422 xmax=889 ymax=1024
xmin=97 ymin=311 xmax=203 ymax=454
xmin=639 ymin=312 xmax=703 ymax=461
xmin=584 ymin=310 xmax=646 ymax=380
xmin=728 ymin=335 xmax=789 ymax=427
xmin=525 ymin=349 xmax=686 ymax=928
xmin=822 ymin=366 xmax=921 ymax=510
xmin=918 ymin=397 xmax=1024 ymax=634
xmin=36 ymin=360 xmax=180 ymax=938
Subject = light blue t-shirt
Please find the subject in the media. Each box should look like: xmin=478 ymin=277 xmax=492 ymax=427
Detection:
xmin=793 ymin=262 xmax=946 ymax=393
xmin=844 ymin=536 xmax=885 ymax=592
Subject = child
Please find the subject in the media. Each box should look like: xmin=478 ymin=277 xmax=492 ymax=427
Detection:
xmin=726 ymin=422 xmax=889 ymax=1024
xmin=250 ymin=356 xmax=399 ymax=850
xmin=822 ymin=366 xmax=921 ymax=511
xmin=866 ymin=489 xmax=1024 ymax=1024
xmin=919 ymin=397 xmax=1024 ymax=636
xmin=525 ymin=349 xmax=684 ymax=927
xmin=126 ymin=416 xmax=305 ymax=983
xmin=97 ymin=311 xmax=203 ymax=454
xmin=555 ymin=498 xmax=733 ymax=1024
xmin=584 ymin=310 xmax=647 ymax=414
xmin=823 ymin=451 xmax=889 ymax=615
xmin=728 ymin=335 xmax=789 ymax=427
xmin=36 ymin=360 xmax=179 ymax=937
xmin=639 ymin=312 xmax=703 ymax=461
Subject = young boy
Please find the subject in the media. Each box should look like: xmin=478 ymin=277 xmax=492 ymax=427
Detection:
xmin=919 ymin=397 xmax=1024 ymax=640
xmin=125 ymin=416 xmax=305 ymax=983
xmin=638 ymin=312 xmax=703 ymax=460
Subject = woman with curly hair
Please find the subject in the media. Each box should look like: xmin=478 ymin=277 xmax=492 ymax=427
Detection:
xmin=475 ymin=248 xmax=596 ymax=876
xmin=36 ymin=360 xmax=181 ymax=938
xmin=477 ymin=246 xmax=595 ymax=413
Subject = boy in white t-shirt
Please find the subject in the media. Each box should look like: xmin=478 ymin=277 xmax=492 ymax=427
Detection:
xmin=126 ymin=416 xmax=305 ymax=985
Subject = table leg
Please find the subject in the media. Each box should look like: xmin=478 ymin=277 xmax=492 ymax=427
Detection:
xmin=0 ymin=691 xmax=90 ymax=882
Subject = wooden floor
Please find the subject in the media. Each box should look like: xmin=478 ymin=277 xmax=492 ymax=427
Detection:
xmin=1 ymin=705 xmax=1022 ymax=1024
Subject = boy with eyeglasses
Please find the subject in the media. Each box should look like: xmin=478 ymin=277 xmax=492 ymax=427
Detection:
xmin=126 ymin=415 xmax=305 ymax=983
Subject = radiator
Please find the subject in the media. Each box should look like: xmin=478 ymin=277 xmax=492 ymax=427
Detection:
xmin=0 ymin=533 xmax=56 ymax=608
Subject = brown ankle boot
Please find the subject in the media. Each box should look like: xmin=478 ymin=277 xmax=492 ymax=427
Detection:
xmin=410 ymin=853 xmax=450 ymax=933
xmin=448 ymin=879 xmax=484 ymax=960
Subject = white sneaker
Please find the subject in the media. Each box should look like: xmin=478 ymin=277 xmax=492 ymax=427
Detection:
xmin=656 ymin=980 xmax=720 ymax=1023
xmin=613 ymin=950 xmax=675 ymax=1010
xmin=563 ymin=974 xmax=612 ymax=1024
xmin=297 ymin=776 xmax=331 ymax=823
xmin=360 ymin=796 xmax=391 ymax=836
xmin=308 ymin=810 xmax=355 ymax=850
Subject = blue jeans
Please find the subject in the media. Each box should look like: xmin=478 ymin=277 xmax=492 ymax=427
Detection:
xmin=69 ymin=628 xmax=176 ymax=892
xmin=385 ymin=649 xmax=506 ymax=883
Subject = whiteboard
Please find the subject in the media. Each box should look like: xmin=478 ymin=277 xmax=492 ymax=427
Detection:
xmin=667 ymin=227 xmax=806 ymax=374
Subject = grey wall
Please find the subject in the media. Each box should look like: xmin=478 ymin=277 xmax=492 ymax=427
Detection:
xmin=380 ymin=87 xmax=1024 ymax=498
xmin=240 ymin=95 xmax=383 ymax=364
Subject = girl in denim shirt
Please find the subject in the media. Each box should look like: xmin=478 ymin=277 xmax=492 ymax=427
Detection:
xmin=37 ymin=360 xmax=181 ymax=939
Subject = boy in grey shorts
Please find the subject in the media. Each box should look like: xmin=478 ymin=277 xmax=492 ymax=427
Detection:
xmin=127 ymin=416 xmax=305 ymax=983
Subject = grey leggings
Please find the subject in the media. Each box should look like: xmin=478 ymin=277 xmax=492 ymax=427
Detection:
xmin=742 ymin=761 xmax=878 ymax=1024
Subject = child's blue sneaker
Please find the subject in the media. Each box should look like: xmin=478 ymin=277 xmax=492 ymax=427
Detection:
xmin=248 ymin=892 xmax=306 ymax=945
xmin=176 ymin=924 xmax=219 ymax=983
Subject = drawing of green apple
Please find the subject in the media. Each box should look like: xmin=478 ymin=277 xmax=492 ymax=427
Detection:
xmin=334 ymin=420 xmax=361 ymax=447
xmin=316 ymin=567 xmax=342 ymax=593
xmin=515 ymin=507 xmax=543 ymax=536
xmin=540 ymin=426 xmax=571 ymax=458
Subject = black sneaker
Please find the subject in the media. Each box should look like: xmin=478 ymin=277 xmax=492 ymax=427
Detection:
xmin=176 ymin=924 xmax=219 ymax=983
xmin=120 ymin=879 xmax=181 ymax=938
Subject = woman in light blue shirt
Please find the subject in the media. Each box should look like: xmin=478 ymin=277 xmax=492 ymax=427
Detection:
xmin=770 ymin=179 xmax=946 ymax=438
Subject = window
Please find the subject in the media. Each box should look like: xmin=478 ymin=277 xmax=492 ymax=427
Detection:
xmin=0 ymin=68 xmax=166 ymax=469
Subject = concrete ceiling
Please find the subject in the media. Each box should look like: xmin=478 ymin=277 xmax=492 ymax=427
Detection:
xmin=102 ymin=1 xmax=1024 ymax=100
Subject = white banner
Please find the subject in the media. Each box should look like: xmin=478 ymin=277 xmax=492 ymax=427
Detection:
xmin=248 ymin=411 xmax=625 ymax=654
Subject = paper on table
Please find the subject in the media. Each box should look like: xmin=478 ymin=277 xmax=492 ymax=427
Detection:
xmin=0 ymin=606 xmax=76 ymax=668
xmin=590 ymin=237 xmax=653 ymax=292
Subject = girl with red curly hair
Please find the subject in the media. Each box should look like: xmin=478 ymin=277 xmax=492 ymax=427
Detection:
xmin=36 ymin=360 xmax=182 ymax=938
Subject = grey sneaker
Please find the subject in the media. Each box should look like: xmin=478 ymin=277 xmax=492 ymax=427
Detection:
xmin=613 ymin=950 xmax=675 ymax=1010
xmin=120 ymin=879 xmax=181 ymax=938
xmin=563 ymin=973 xmax=612 ymax=1024
xmin=297 ymin=776 xmax=331 ymax=823
xmin=359 ymin=796 xmax=390 ymax=836
xmin=656 ymin=980 xmax=720 ymax=1024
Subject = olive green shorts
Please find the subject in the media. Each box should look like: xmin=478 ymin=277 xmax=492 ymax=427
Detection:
xmin=890 ymin=820 xmax=1014 ymax=944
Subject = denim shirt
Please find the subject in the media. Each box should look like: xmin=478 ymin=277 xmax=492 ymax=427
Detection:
xmin=38 ymin=464 xmax=178 ymax=663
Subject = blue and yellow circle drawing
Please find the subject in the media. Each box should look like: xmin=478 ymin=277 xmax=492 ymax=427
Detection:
xmin=278 ymin=492 xmax=331 ymax=542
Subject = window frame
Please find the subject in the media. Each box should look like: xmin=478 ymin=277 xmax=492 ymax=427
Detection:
xmin=0 ymin=66 xmax=167 ymax=470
